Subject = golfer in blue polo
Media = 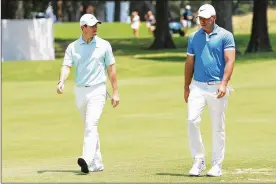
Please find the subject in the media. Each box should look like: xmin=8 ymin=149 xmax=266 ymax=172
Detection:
xmin=184 ymin=4 xmax=236 ymax=177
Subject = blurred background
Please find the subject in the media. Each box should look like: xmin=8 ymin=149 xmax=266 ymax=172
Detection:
xmin=2 ymin=0 xmax=276 ymax=61
xmin=2 ymin=0 xmax=276 ymax=183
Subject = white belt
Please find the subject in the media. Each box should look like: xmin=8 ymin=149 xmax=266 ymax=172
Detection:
xmin=193 ymin=80 xmax=221 ymax=85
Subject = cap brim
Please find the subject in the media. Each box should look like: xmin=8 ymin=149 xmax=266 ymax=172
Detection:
xmin=86 ymin=21 xmax=102 ymax=26
xmin=197 ymin=12 xmax=212 ymax=18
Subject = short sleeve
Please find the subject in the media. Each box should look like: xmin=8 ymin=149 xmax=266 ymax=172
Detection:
xmin=62 ymin=44 xmax=73 ymax=67
xmin=187 ymin=36 xmax=195 ymax=56
xmin=223 ymin=32 xmax=235 ymax=51
xmin=104 ymin=42 xmax=115 ymax=66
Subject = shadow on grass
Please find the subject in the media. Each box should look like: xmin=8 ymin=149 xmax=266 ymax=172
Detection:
xmin=55 ymin=33 xmax=276 ymax=62
xmin=137 ymin=55 xmax=186 ymax=63
xmin=37 ymin=170 xmax=88 ymax=175
xmin=55 ymin=37 xmax=187 ymax=58
xmin=156 ymin=172 xmax=205 ymax=177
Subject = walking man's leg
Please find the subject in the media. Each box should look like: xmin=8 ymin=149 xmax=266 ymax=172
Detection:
xmin=206 ymin=90 xmax=229 ymax=177
xmin=89 ymin=135 xmax=104 ymax=172
xmin=78 ymin=94 xmax=105 ymax=173
xmin=187 ymin=84 xmax=207 ymax=176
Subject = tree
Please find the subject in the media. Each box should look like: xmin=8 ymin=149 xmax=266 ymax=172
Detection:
xmin=56 ymin=0 xmax=63 ymax=22
xmin=63 ymin=1 xmax=74 ymax=22
xmin=14 ymin=1 xmax=24 ymax=19
xmin=114 ymin=1 xmax=121 ymax=22
xmin=212 ymin=0 xmax=233 ymax=32
xmin=149 ymin=0 xmax=176 ymax=49
xmin=212 ymin=0 xmax=242 ymax=54
xmin=246 ymin=0 xmax=273 ymax=53
xmin=95 ymin=1 xmax=106 ymax=22
xmin=2 ymin=0 xmax=18 ymax=19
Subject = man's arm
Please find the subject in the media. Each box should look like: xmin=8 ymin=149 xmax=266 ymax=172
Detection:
xmin=58 ymin=65 xmax=71 ymax=83
xmin=57 ymin=44 xmax=73 ymax=94
xmin=57 ymin=66 xmax=71 ymax=94
xmin=105 ymin=41 xmax=119 ymax=107
xmin=107 ymin=64 xmax=119 ymax=107
xmin=185 ymin=55 xmax=195 ymax=89
xmin=184 ymin=55 xmax=195 ymax=103
xmin=221 ymin=50 xmax=235 ymax=86
xmin=217 ymin=32 xmax=236 ymax=98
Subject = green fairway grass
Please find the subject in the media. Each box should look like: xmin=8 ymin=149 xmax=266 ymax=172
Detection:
xmin=2 ymin=9 xmax=276 ymax=182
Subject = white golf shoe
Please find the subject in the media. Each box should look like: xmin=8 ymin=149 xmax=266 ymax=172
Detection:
xmin=207 ymin=164 xmax=222 ymax=177
xmin=89 ymin=165 xmax=104 ymax=172
xmin=189 ymin=159 xmax=206 ymax=176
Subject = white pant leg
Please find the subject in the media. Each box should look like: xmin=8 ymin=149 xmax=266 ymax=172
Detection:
xmin=187 ymin=82 xmax=207 ymax=161
xmin=89 ymin=133 xmax=104 ymax=171
xmin=205 ymin=85 xmax=229 ymax=166
xmin=83 ymin=94 xmax=105 ymax=167
xmin=75 ymin=85 xmax=106 ymax=168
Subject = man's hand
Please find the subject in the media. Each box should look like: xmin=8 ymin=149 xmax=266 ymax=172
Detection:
xmin=217 ymin=83 xmax=227 ymax=98
xmin=111 ymin=91 xmax=119 ymax=108
xmin=184 ymin=87 xmax=190 ymax=103
xmin=56 ymin=81 xmax=64 ymax=94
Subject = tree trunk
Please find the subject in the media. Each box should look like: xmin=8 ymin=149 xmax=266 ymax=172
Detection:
xmin=212 ymin=0 xmax=233 ymax=32
xmin=95 ymin=1 xmax=106 ymax=22
xmin=57 ymin=0 xmax=63 ymax=22
xmin=114 ymin=1 xmax=121 ymax=22
xmin=2 ymin=0 xmax=17 ymax=19
xmin=149 ymin=0 xmax=176 ymax=49
xmin=246 ymin=0 xmax=273 ymax=53
xmin=67 ymin=0 xmax=75 ymax=21
xmin=212 ymin=0 xmax=242 ymax=54
xmin=14 ymin=1 xmax=24 ymax=19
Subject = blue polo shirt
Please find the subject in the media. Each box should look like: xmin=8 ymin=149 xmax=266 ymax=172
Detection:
xmin=187 ymin=24 xmax=235 ymax=82
xmin=62 ymin=36 xmax=115 ymax=87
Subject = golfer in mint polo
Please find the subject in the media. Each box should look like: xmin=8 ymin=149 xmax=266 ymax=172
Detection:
xmin=56 ymin=14 xmax=119 ymax=174
xmin=184 ymin=4 xmax=235 ymax=177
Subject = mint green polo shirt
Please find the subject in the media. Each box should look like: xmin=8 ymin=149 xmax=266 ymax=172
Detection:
xmin=62 ymin=36 xmax=115 ymax=87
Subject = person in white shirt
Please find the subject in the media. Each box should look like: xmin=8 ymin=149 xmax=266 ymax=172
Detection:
xmin=130 ymin=11 xmax=140 ymax=37
xmin=56 ymin=14 xmax=119 ymax=174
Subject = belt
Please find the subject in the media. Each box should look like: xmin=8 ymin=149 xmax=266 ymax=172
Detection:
xmin=75 ymin=85 xmax=92 ymax=88
xmin=206 ymin=81 xmax=221 ymax=85
xmin=76 ymin=82 xmax=105 ymax=88
xmin=194 ymin=80 xmax=221 ymax=85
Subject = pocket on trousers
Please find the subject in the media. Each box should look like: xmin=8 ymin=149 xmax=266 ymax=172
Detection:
xmin=189 ymin=83 xmax=195 ymax=90
xmin=226 ymin=85 xmax=234 ymax=96
xmin=74 ymin=87 xmax=85 ymax=110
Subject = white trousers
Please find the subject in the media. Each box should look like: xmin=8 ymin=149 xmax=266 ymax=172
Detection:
xmin=187 ymin=80 xmax=231 ymax=166
xmin=74 ymin=83 xmax=106 ymax=171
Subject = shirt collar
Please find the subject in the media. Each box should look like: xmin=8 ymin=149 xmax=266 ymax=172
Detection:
xmin=79 ymin=35 xmax=98 ymax=45
xmin=199 ymin=24 xmax=219 ymax=35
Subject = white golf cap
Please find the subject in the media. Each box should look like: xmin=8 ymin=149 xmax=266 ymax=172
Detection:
xmin=197 ymin=4 xmax=216 ymax=19
xmin=185 ymin=5 xmax=191 ymax=10
xmin=79 ymin=14 xmax=101 ymax=27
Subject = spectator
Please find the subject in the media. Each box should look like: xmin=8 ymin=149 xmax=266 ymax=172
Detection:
xmin=181 ymin=5 xmax=193 ymax=33
xmin=145 ymin=10 xmax=156 ymax=35
xmin=130 ymin=11 xmax=140 ymax=38
xmin=86 ymin=4 xmax=95 ymax=15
